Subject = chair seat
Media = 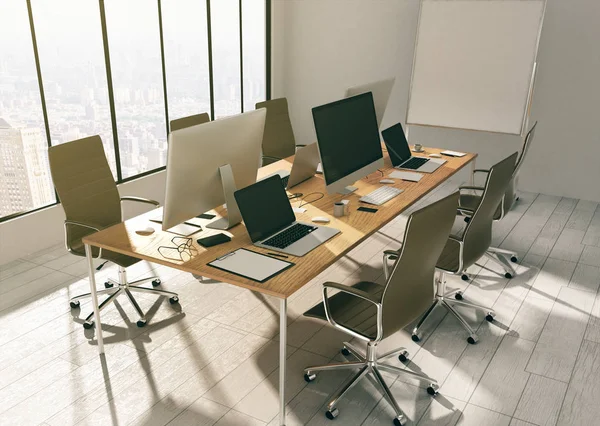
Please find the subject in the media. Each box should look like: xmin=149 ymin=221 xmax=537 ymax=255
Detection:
xmin=460 ymin=193 xmax=501 ymax=220
xmin=71 ymin=240 xmax=140 ymax=268
xmin=304 ymin=281 xmax=384 ymax=340
xmin=436 ymin=238 xmax=462 ymax=273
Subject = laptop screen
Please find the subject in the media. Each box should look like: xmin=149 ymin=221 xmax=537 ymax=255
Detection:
xmin=234 ymin=175 xmax=296 ymax=243
xmin=382 ymin=123 xmax=412 ymax=167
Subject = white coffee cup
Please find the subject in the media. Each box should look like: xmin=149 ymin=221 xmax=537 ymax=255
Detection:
xmin=333 ymin=202 xmax=345 ymax=217
xmin=414 ymin=143 xmax=423 ymax=152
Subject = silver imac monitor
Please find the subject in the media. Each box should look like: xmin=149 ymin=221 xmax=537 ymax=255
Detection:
xmin=312 ymin=92 xmax=384 ymax=195
xmin=345 ymin=77 xmax=395 ymax=128
xmin=162 ymin=108 xmax=266 ymax=231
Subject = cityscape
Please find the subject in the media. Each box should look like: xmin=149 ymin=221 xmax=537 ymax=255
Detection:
xmin=0 ymin=0 xmax=266 ymax=219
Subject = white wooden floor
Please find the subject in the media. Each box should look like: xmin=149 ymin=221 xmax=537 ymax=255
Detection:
xmin=1 ymin=180 xmax=600 ymax=426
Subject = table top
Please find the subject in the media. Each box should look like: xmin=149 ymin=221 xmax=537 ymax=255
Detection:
xmin=83 ymin=147 xmax=475 ymax=299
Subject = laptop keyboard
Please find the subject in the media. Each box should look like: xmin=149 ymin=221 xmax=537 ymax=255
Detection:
xmin=281 ymin=175 xmax=290 ymax=188
xmin=263 ymin=223 xmax=317 ymax=249
xmin=400 ymin=157 xmax=429 ymax=170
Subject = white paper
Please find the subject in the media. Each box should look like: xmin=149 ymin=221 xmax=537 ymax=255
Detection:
xmin=389 ymin=171 xmax=423 ymax=182
xmin=441 ymin=150 xmax=466 ymax=157
xmin=209 ymin=248 xmax=291 ymax=282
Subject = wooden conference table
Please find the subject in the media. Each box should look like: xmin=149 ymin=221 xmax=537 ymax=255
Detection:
xmin=82 ymin=147 xmax=476 ymax=426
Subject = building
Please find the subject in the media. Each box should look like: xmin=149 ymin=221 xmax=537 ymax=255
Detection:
xmin=0 ymin=118 xmax=54 ymax=217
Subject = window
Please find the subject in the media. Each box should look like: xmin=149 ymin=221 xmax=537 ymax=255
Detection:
xmin=0 ymin=1 xmax=55 ymax=218
xmin=0 ymin=0 xmax=269 ymax=222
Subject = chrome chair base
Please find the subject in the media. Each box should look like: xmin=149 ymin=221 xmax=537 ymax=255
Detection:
xmin=411 ymin=275 xmax=494 ymax=344
xmin=304 ymin=342 xmax=438 ymax=426
xmin=69 ymin=266 xmax=178 ymax=329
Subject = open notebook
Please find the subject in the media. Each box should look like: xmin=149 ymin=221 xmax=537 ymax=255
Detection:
xmin=208 ymin=248 xmax=294 ymax=283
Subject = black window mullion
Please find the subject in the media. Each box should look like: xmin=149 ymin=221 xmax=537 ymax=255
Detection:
xmin=239 ymin=0 xmax=244 ymax=112
xmin=98 ymin=0 xmax=122 ymax=182
xmin=157 ymin=0 xmax=170 ymax=134
xmin=206 ymin=0 xmax=215 ymax=120
xmin=266 ymin=0 xmax=271 ymax=101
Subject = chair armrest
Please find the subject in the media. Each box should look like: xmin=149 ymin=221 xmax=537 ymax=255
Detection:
xmin=383 ymin=249 xmax=400 ymax=261
xmin=448 ymin=234 xmax=463 ymax=243
xmin=322 ymin=282 xmax=383 ymax=342
xmin=459 ymin=185 xmax=485 ymax=192
xmin=295 ymin=144 xmax=307 ymax=148
xmin=472 ymin=169 xmax=490 ymax=175
xmin=120 ymin=196 xmax=160 ymax=207
xmin=64 ymin=220 xmax=103 ymax=258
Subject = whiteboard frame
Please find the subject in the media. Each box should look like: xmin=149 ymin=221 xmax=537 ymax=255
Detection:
xmin=404 ymin=0 xmax=546 ymax=138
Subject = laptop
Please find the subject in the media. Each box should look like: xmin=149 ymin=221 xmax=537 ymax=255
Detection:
xmin=382 ymin=123 xmax=445 ymax=173
xmin=260 ymin=143 xmax=320 ymax=189
xmin=234 ymin=175 xmax=340 ymax=257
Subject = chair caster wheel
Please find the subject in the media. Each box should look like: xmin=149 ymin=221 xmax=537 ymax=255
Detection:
xmin=455 ymin=292 xmax=463 ymax=301
xmin=304 ymin=372 xmax=316 ymax=383
xmin=510 ymin=256 xmax=518 ymax=263
xmin=169 ymin=296 xmax=179 ymax=305
xmin=83 ymin=321 xmax=94 ymax=330
xmin=341 ymin=347 xmax=351 ymax=357
xmin=70 ymin=300 xmax=80 ymax=309
xmin=461 ymin=274 xmax=469 ymax=281
xmin=104 ymin=281 xmax=114 ymax=289
xmin=411 ymin=333 xmax=421 ymax=342
xmin=393 ymin=417 xmax=407 ymax=426
xmin=398 ymin=350 xmax=409 ymax=363
xmin=136 ymin=319 xmax=147 ymax=328
xmin=426 ymin=383 xmax=439 ymax=396
xmin=485 ymin=312 xmax=495 ymax=322
xmin=467 ymin=335 xmax=478 ymax=344
xmin=152 ymin=279 xmax=161 ymax=287
xmin=325 ymin=408 xmax=339 ymax=420
xmin=504 ymin=272 xmax=513 ymax=279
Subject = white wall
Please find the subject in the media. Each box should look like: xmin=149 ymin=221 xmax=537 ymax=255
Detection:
xmin=0 ymin=170 xmax=166 ymax=265
xmin=272 ymin=0 xmax=600 ymax=203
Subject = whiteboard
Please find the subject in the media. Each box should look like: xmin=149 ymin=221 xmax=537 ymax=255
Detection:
xmin=406 ymin=0 xmax=545 ymax=135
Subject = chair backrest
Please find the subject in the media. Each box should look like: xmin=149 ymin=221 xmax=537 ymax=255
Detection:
xmin=255 ymin=98 xmax=296 ymax=164
xmin=462 ymin=152 xmax=518 ymax=267
xmin=502 ymin=121 xmax=537 ymax=213
xmin=170 ymin=113 xmax=210 ymax=132
xmin=380 ymin=191 xmax=459 ymax=338
xmin=48 ymin=136 xmax=121 ymax=252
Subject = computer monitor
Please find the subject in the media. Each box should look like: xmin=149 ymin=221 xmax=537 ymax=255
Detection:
xmin=312 ymin=92 xmax=384 ymax=194
xmin=345 ymin=77 xmax=395 ymax=128
xmin=162 ymin=108 xmax=266 ymax=231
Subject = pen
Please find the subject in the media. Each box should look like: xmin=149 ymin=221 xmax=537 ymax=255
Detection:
xmin=267 ymin=252 xmax=288 ymax=259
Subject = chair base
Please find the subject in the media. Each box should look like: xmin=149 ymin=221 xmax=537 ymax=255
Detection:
xmin=304 ymin=342 xmax=438 ymax=425
xmin=411 ymin=276 xmax=495 ymax=344
xmin=70 ymin=267 xmax=179 ymax=329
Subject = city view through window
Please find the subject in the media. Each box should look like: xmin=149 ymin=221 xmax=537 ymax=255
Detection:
xmin=0 ymin=0 xmax=267 ymax=219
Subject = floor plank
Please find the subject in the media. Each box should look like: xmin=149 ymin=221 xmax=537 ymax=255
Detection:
xmin=513 ymin=373 xmax=568 ymax=426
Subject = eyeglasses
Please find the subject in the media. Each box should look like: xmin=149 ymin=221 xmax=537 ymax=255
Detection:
xmin=158 ymin=237 xmax=197 ymax=262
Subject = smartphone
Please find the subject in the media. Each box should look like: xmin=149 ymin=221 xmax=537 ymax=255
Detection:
xmin=197 ymin=233 xmax=231 ymax=247
xmin=357 ymin=206 xmax=378 ymax=213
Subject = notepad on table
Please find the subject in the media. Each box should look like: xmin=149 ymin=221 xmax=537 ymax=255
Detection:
xmin=208 ymin=248 xmax=294 ymax=283
xmin=441 ymin=150 xmax=466 ymax=157
xmin=389 ymin=171 xmax=423 ymax=182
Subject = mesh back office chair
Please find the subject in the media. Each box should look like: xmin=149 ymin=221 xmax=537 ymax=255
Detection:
xmin=48 ymin=136 xmax=179 ymax=329
xmin=458 ymin=122 xmax=538 ymax=266
xmin=169 ymin=113 xmax=210 ymax=132
xmin=255 ymin=98 xmax=305 ymax=165
xmin=302 ymin=192 xmax=459 ymax=426
xmin=385 ymin=152 xmax=518 ymax=345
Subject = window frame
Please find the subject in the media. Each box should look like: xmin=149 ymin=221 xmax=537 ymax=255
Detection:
xmin=0 ymin=0 xmax=271 ymax=223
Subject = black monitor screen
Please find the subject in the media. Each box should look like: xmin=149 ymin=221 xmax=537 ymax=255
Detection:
xmin=234 ymin=175 xmax=295 ymax=243
xmin=312 ymin=92 xmax=383 ymax=186
xmin=381 ymin=122 xmax=412 ymax=167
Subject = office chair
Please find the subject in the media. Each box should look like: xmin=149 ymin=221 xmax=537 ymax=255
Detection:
xmin=48 ymin=136 xmax=179 ymax=329
xmin=303 ymin=192 xmax=460 ymax=426
xmin=255 ymin=98 xmax=305 ymax=165
xmin=384 ymin=152 xmax=518 ymax=345
xmin=169 ymin=112 xmax=210 ymax=132
xmin=459 ymin=122 xmax=538 ymax=265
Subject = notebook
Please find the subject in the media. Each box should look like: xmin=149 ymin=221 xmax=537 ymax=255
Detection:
xmin=208 ymin=248 xmax=294 ymax=282
xmin=389 ymin=170 xmax=423 ymax=182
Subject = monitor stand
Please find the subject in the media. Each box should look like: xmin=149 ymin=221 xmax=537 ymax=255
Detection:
xmin=206 ymin=164 xmax=243 ymax=230
xmin=337 ymin=186 xmax=358 ymax=195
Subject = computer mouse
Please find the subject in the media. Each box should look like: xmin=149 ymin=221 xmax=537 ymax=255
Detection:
xmin=311 ymin=216 xmax=330 ymax=224
xmin=379 ymin=179 xmax=395 ymax=184
xmin=429 ymin=153 xmax=442 ymax=158
xmin=136 ymin=227 xmax=155 ymax=236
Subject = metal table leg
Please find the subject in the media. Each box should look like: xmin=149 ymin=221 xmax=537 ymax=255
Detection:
xmin=470 ymin=158 xmax=477 ymax=186
xmin=85 ymin=244 xmax=105 ymax=354
xmin=279 ymin=298 xmax=287 ymax=425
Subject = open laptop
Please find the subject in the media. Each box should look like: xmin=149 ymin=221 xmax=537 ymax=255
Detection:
xmin=234 ymin=175 xmax=340 ymax=257
xmin=382 ymin=123 xmax=445 ymax=173
xmin=260 ymin=143 xmax=320 ymax=189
